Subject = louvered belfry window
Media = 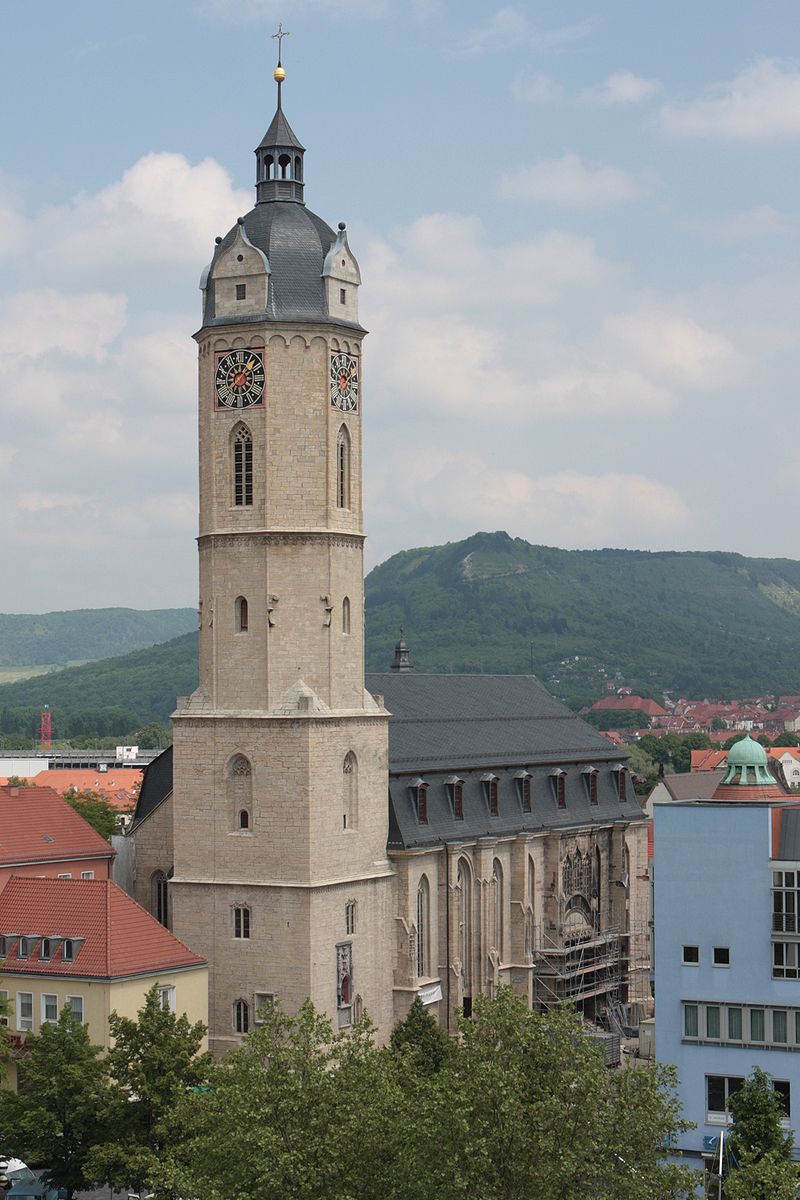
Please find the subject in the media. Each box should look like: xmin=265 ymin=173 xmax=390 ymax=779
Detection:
xmin=233 ymin=426 xmax=253 ymax=506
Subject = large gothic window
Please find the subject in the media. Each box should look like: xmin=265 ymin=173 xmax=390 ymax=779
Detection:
xmin=229 ymin=754 xmax=253 ymax=831
xmin=336 ymin=425 xmax=351 ymax=509
xmin=232 ymin=423 xmax=253 ymax=507
xmin=416 ymin=875 xmax=430 ymax=978
xmin=343 ymin=751 xmax=358 ymax=829
xmin=492 ymin=859 xmax=504 ymax=959
xmin=234 ymin=998 xmax=250 ymax=1034
xmin=152 ymin=871 xmax=169 ymax=928
xmin=456 ymin=857 xmax=473 ymax=1005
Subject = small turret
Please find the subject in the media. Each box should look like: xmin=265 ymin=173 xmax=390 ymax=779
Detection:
xmin=390 ymin=631 xmax=413 ymax=672
xmin=255 ymin=47 xmax=305 ymax=204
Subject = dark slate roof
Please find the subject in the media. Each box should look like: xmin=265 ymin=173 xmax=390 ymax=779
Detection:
xmin=131 ymin=745 xmax=173 ymax=829
xmin=204 ymin=202 xmax=346 ymax=325
xmin=779 ymin=809 xmax=800 ymax=860
xmin=365 ymin=672 xmax=623 ymax=772
xmin=257 ymin=107 xmax=305 ymax=151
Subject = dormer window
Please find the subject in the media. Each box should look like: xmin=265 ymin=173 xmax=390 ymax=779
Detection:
xmin=62 ymin=939 xmax=76 ymax=962
xmin=447 ymin=776 xmax=464 ymax=820
xmin=514 ymin=771 xmax=532 ymax=812
xmin=550 ymin=769 xmax=567 ymax=808
xmin=613 ymin=765 xmax=628 ymax=802
xmin=482 ymin=774 xmax=499 ymax=815
xmin=17 ymin=937 xmax=30 ymax=960
xmin=236 ymin=284 xmax=246 ymax=300
xmin=409 ymin=779 xmax=428 ymax=824
xmin=40 ymin=938 xmax=53 ymax=961
xmin=582 ymin=767 xmax=599 ymax=805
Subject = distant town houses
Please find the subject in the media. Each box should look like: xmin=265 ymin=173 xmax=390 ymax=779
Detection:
xmin=586 ymin=688 xmax=800 ymax=744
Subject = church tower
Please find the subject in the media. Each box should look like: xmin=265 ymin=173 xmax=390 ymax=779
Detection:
xmin=170 ymin=50 xmax=394 ymax=1051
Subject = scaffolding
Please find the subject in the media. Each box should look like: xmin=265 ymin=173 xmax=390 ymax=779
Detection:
xmin=531 ymin=918 xmax=650 ymax=1034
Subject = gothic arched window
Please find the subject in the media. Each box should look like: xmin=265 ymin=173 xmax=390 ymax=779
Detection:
xmin=343 ymin=751 xmax=358 ymax=829
xmin=492 ymin=859 xmax=504 ymax=959
xmin=229 ymin=754 xmax=253 ymax=831
xmin=279 ymin=153 xmax=291 ymax=179
xmin=416 ymin=875 xmax=430 ymax=978
xmin=239 ymin=809 xmax=250 ymax=830
xmin=456 ymin=857 xmax=473 ymax=1007
xmin=236 ymin=595 xmax=248 ymax=632
xmin=232 ymin=423 xmax=253 ymax=507
xmin=342 ymin=595 xmax=351 ymax=634
xmin=234 ymin=998 xmax=250 ymax=1034
xmin=264 ymin=155 xmax=273 ymax=180
xmin=336 ymin=425 xmax=351 ymax=509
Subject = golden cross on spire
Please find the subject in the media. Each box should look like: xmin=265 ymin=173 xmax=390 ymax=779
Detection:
xmin=272 ymin=22 xmax=290 ymax=64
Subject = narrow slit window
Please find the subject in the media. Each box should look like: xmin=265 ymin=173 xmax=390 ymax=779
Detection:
xmin=236 ymin=596 xmax=249 ymax=632
xmin=342 ymin=596 xmax=351 ymax=634
xmin=340 ymin=288 xmax=346 ymax=304
xmin=336 ymin=426 xmax=351 ymax=509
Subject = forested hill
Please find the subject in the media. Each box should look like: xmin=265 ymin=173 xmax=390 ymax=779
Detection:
xmin=4 ymin=533 xmax=800 ymax=734
xmin=0 ymin=608 xmax=197 ymax=668
xmin=364 ymin=533 xmax=800 ymax=704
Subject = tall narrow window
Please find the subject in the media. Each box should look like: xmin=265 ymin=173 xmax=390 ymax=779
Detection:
xmin=457 ymin=857 xmax=473 ymax=1000
xmin=336 ymin=425 xmax=351 ymax=509
xmin=152 ymin=871 xmax=169 ymax=928
xmin=229 ymin=755 xmax=252 ymax=831
xmin=416 ymin=875 xmax=430 ymax=978
xmin=492 ymin=859 xmax=504 ymax=958
xmin=234 ymin=999 xmax=250 ymax=1034
xmin=233 ymin=424 xmax=253 ymax=507
xmin=525 ymin=855 xmax=535 ymax=959
xmin=482 ymin=774 xmax=498 ymax=815
xmin=342 ymin=596 xmax=351 ymax=634
xmin=236 ymin=596 xmax=249 ymax=632
xmin=410 ymin=780 xmax=428 ymax=824
xmin=448 ymin=777 xmax=464 ymax=819
xmin=234 ymin=906 xmax=251 ymax=939
xmin=343 ymin=751 xmax=358 ymax=829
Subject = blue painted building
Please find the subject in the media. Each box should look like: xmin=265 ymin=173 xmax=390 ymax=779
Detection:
xmin=653 ymin=735 xmax=800 ymax=1172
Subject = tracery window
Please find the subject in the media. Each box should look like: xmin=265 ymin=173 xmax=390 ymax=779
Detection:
xmin=232 ymin=423 xmax=253 ymax=507
xmin=416 ymin=875 xmax=430 ymax=978
xmin=492 ymin=859 xmax=504 ymax=958
xmin=343 ymin=751 xmax=358 ymax=829
xmin=234 ymin=906 xmax=251 ymax=939
xmin=234 ymin=998 xmax=250 ymax=1034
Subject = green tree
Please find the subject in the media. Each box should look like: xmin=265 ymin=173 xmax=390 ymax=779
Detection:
xmin=389 ymin=995 xmax=452 ymax=1072
xmin=624 ymin=741 xmax=659 ymax=793
xmin=86 ymin=985 xmax=212 ymax=1192
xmin=778 ymin=730 xmax=800 ymax=747
xmin=0 ymin=1006 xmax=109 ymax=1198
xmin=5 ymin=775 xmax=30 ymax=787
xmin=722 ymin=1148 xmax=798 ymax=1200
xmin=727 ymin=1067 xmax=793 ymax=1162
xmin=65 ymin=788 xmax=119 ymax=840
xmin=132 ymin=721 xmax=173 ymax=749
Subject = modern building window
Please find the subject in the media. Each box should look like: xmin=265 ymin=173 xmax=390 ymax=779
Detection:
xmin=707 ymin=1075 xmax=744 ymax=1120
xmin=713 ymin=946 xmax=730 ymax=966
xmin=234 ymin=999 xmax=250 ymax=1034
xmin=152 ymin=871 xmax=169 ymax=928
xmin=682 ymin=944 xmax=700 ymax=965
xmin=81 ymin=870 xmax=94 ymax=880
xmin=728 ymin=1007 xmax=742 ymax=1040
xmin=66 ymin=995 xmax=84 ymax=1023
xmin=416 ymin=875 xmax=430 ymax=978
xmin=750 ymin=1008 xmax=765 ymax=1041
xmin=773 ymin=1010 xmax=788 ymax=1043
xmin=772 ymin=870 xmax=798 ymax=932
xmin=775 ymin=1080 xmax=791 ymax=1116
xmin=157 ymin=985 xmax=176 ymax=1013
xmin=0 ymin=990 xmax=8 ymax=1027
xmin=336 ymin=425 xmax=351 ymax=509
xmin=343 ymin=751 xmax=358 ymax=829
xmin=17 ymin=992 xmax=33 ymax=1032
xmin=236 ymin=283 xmax=246 ymax=300
xmin=236 ymin=595 xmax=249 ymax=632
xmin=345 ymin=900 xmax=357 ymax=936
xmin=41 ymin=994 xmax=58 ymax=1024
xmin=773 ymin=940 xmax=800 ymax=978
xmin=342 ymin=595 xmax=351 ymax=634
xmin=234 ymin=906 xmax=251 ymax=939
xmin=233 ymin=424 xmax=253 ymax=507
xmin=706 ymin=1006 xmax=721 ymax=1039
xmin=684 ymin=1004 xmax=699 ymax=1038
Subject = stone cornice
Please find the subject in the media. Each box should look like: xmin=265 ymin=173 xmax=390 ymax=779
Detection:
xmin=197 ymin=529 xmax=364 ymax=550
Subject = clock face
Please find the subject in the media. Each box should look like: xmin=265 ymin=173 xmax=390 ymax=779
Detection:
xmin=215 ymin=349 xmax=265 ymax=409
xmin=330 ymin=353 xmax=359 ymax=412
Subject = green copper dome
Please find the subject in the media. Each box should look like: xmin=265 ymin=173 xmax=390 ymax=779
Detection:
xmin=722 ymin=734 xmax=773 ymax=785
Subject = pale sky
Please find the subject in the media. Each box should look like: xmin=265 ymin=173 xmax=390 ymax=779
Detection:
xmin=3 ymin=1 xmax=800 ymax=611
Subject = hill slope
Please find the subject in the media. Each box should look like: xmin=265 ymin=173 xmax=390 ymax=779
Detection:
xmin=0 ymin=608 xmax=197 ymax=668
xmin=4 ymin=532 xmax=800 ymax=733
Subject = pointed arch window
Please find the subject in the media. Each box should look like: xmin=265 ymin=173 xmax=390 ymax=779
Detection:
xmin=336 ymin=425 xmax=351 ymax=509
xmin=152 ymin=871 xmax=169 ymax=928
xmin=234 ymin=998 xmax=250 ymax=1034
xmin=229 ymin=754 xmax=253 ymax=831
xmin=343 ymin=751 xmax=358 ymax=829
xmin=416 ymin=875 xmax=430 ymax=978
xmin=236 ymin=596 xmax=249 ymax=633
xmin=457 ymin=857 xmax=473 ymax=1006
xmin=232 ymin=424 xmax=253 ymax=507
xmin=492 ymin=859 xmax=504 ymax=959
xmin=342 ymin=596 xmax=351 ymax=634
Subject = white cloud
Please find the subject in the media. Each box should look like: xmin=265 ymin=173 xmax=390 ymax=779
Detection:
xmin=583 ymin=70 xmax=661 ymax=106
xmin=659 ymin=58 xmax=800 ymax=141
xmin=715 ymin=205 xmax=792 ymax=240
xmin=498 ymin=153 xmax=643 ymax=208
xmin=603 ymin=311 xmax=743 ymax=390
xmin=204 ymin=0 xmax=387 ymax=17
xmin=460 ymin=7 xmax=594 ymax=56
xmin=512 ymin=71 xmax=564 ymax=104
xmin=0 ymin=289 xmax=127 ymax=360
xmin=33 ymin=153 xmax=250 ymax=273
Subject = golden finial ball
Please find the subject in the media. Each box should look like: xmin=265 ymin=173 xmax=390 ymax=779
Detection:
xmin=274 ymin=66 xmax=286 ymax=83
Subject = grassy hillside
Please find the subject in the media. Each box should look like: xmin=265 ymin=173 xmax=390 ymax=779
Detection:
xmin=0 ymin=608 xmax=197 ymax=669
xmin=4 ymin=532 xmax=800 ymax=735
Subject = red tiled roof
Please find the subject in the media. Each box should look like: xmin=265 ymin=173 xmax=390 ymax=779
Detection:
xmin=691 ymin=747 xmax=800 ymax=771
xmin=0 ymin=785 xmax=115 ymax=866
xmin=0 ymin=770 xmax=141 ymax=813
xmin=0 ymin=878 xmax=206 ymax=979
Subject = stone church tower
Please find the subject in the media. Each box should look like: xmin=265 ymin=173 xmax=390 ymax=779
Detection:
xmin=169 ymin=62 xmax=395 ymax=1051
